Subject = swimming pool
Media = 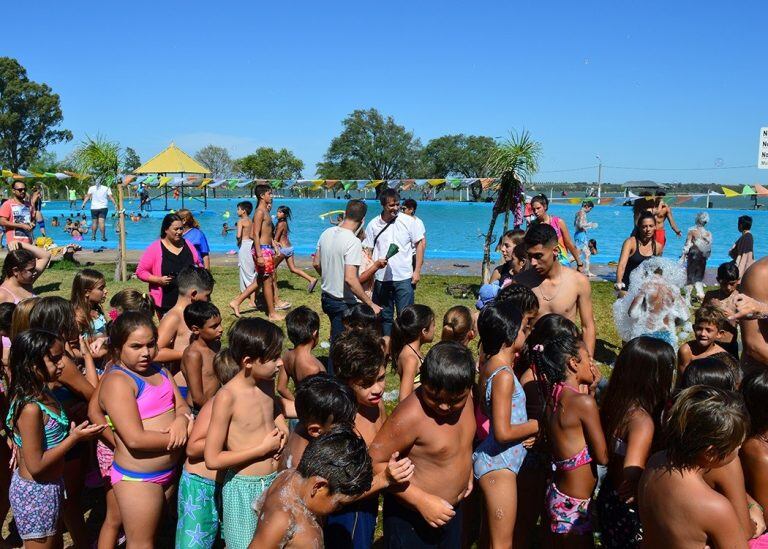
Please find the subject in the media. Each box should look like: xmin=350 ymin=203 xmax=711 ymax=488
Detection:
xmin=40 ymin=198 xmax=763 ymax=266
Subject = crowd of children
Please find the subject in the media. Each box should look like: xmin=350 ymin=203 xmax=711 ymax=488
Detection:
xmin=0 ymin=237 xmax=765 ymax=549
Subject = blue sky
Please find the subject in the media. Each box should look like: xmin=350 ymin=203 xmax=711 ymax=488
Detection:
xmin=6 ymin=0 xmax=767 ymax=184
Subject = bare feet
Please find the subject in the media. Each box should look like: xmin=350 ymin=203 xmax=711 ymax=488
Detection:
xmin=229 ymin=300 xmax=241 ymax=318
xmin=268 ymin=313 xmax=285 ymax=322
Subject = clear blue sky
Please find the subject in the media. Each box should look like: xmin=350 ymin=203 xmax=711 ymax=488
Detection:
xmin=6 ymin=0 xmax=767 ymax=184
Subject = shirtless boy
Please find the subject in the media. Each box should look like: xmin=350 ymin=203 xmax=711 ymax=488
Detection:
xmin=703 ymin=261 xmax=741 ymax=357
xmin=370 ymin=341 xmax=476 ymax=549
xmin=276 ymin=306 xmax=325 ymax=402
xmin=235 ymin=201 xmax=256 ymax=307
xmin=651 ymin=192 xmax=682 ymax=253
xmin=677 ymin=305 xmax=727 ymax=374
xmin=229 ymin=185 xmax=283 ymax=320
xmin=155 ymin=266 xmax=214 ymax=382
xmin=638 ymin=385 xmax=748 ymax=548
xmin=180 ymin=301 xmax=223 ymax=413
xmin=250 ymin=425 xmax=373 ymax=549
xmin=204 ymin=318 xmax=288 ymax=549
xmin=513 ymin=224 xmax=596 ymax=355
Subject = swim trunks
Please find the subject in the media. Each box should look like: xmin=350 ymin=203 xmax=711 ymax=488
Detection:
xmin=654 ymin=228 xmax=666 ymax=247
xmin=222 ymin=470 xmax=277 ymax=549
xmin=280 ymin=245 xmax=295 ymax=258
xmin=9 ymin=471 xmax=64 ymax=540
xmin=176 ymin=469 xmax=221 ymax=549
xmin=252 ymin=245 xmax=275 ymax=277
xmin=546 ymin=482 xmax=592 ymax=535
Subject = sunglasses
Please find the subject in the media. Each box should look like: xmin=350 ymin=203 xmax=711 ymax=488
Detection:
xmin=13 ymin=187 xmax=26 ymax=192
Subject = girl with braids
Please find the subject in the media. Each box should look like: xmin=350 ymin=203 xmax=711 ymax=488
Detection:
xmin=473 ymin=301 xmax=538 ymax=547
xmin=390 ymin=304 xmax=435 ymax=401
xmin=532 ymin=332 xmax=608 ymax=544
xmin=595 ymin=337 xmax=676 ymax=548
xmin=6 ymin=330 xmax=105 ymax=547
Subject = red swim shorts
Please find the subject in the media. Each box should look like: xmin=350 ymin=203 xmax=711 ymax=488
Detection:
xmin=253 ymin=245 xmax=275 ymax=276
xmin=654 ymin=228 xmax=666 ymax=247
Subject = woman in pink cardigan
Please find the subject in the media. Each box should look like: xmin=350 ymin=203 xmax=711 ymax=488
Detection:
xmin=136 ymin=213 xmax=203 ymax=316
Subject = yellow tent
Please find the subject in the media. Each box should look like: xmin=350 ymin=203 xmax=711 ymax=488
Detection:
xmin=134 ymin=143 xmax=210 ymax=175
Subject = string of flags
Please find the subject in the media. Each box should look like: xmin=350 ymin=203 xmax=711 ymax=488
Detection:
xmin=1 ymin=168 xmax=81 ymax=180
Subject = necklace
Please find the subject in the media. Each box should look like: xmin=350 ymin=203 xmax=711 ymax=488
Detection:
xmin=538 ymin=274 xmax=562 ymax=302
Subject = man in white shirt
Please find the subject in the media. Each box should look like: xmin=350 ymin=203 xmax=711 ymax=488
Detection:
xmin=81 ymin=180 xmax=117 ymax=241
xmin=313 ymin=199 xmax=382 ymax=373
xmin=363 ymin=189 xmax=425 ymax=337
xmin=401 ymin=198 xmax=427 ymax=272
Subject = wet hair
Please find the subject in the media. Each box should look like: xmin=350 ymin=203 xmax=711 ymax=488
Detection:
xmin=342 ymin=303 xmax=381 ymax=336
xmin=29 ymin=296 xmax=78 ymax=342
xmin=7 ymin=330 xmax=63 ymax=430
xmin=107 ymin=311 xmax=158 ymax=362
xmin=420 ymin=341 xmax=475 ymax=394
xmin=523 ymin=313 xmax=580 ymax=367
xmin=600 ymin=337 xmax=676 ymax=452
xmin=664 ymin=386 xmax=747 ymax=469
xmin=237 ymin=201 xmax=253 ymax=216
xmin=524 ymin=223 xmax=558 ymax=248
xmin=176 ymin=265 xmax=215 ymax=295
xmin=679 ymin=357 xmax=739 ymax=392
xmin=738 ymin=215 xmax=753 ymax=232
xmin=176 ymin=208 xmax=200 ymax=229
xmin=528 ymin=332 xmax=582 ymax=386
xmin=183 ymin=301 xmax=221 ymax=330
xmin=582 ymin=200 xmax=594 ymax=209
xmin=295 ymin=374 xmax=356 ymax=427
xmin=70 ymin=268 xmax=106 ymax=335
xmin=276 ymin=205 xmax=292 ymax=227
xmin=297 ymin=424 xmax=373 ymax=497
xmin=530 ymin=194 xmax=549 ymax=209
xmin=255 ymin=184 xmax=272 ymax=202
xmin=213 ymin=349 xmax=241 ymax=386
xmin=391 ymin=305 xmax=434 ymax=370
xmin=402 ymin=198 xmax=418 ymax=212
xmin=717 ymin=261 xmax=740 ymax=283
xmin=441 ymin=305 xmax=474 ymax=345
xmin=10 ymin=297 xmax=40 ymax=339
xmin=286 ymin=306 xmax=320 ymax=346
xmin=496 ymin=283 xmax=539 ymax=316
xmin=636 ymin=211 xmax=655 ymax=228
xmin=695 ymin=212 xmax=709 ymax=226
xmin=2 ymin=249 xmax=35 ymax=281
xmin=344 ymin=199 xmax=367 ymax=222
xmin=694 ymin=304 xmax=726 ymax=331
xmin=0 ymin=302 xmax=16 ymax=335
xmin=228 ymin=317 xmax=283 ymax=365
xmin=477 ymin=301 xmax=522 ymax=358
xmin=109 ymin=289 xmax=154 ymax=317
xmin=378 ymin=188 xmax=400 ymax=207
xmin=159 ymin=213 xmax=183 ymax=238
xmin=331 ymin=330 xmax=385 ymax=387
xmin=742 ymin=369 xmax=768 ymax=435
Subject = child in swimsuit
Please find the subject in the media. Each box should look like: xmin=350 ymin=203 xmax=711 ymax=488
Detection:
xmin=6 ymin=330 xmax=105 ymax=546
xmin=532 ymin=332 xmax=608 ymax=542
xmin=98 ymin=312 xmax=192 ymax=548
xmin=70 ymin=268 xmax=109 ymax=359
xmin=391 ymin=304 xmax=435 ymax=402
xmin=273 ymin=205 xmax=318 ymax=292
xmin=473 ymin=301 xmax=539 ymax=547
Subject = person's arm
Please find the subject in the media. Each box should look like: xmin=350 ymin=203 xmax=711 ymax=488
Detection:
xmin=236 ymin=220 xmax=244 ymax=247
xmin=578 ymin=394 xmax=608 ymax=465
xmin=248 ymin=505 xmax=292 ymax=549
xmin=412 ymin=238 xmax=426 ymax=285
xmin=488 ymin=371 xmax=538 ymax=443
xmin=58 ymin=356 xmax=95 ymax=401
xmin=703 ymin=496 xmax=749 ymax=548
xmin=0 ymin=202 xmax=33 ymax=233
xmin=681 ymin=230 xmax=694 ymax=256
xmin=677 ymin=344 xmax=692 ymax=375
xmin=706 ymin=458 xmax=754 ymax=540
xmin=489 ymin=267 xmax=501 ymax=284
xmin=312 ymin=247 xmax=322 ymax=276
xmin=739 ymin=264 xmax=768 ymax=364
xmin=741 ymin=442 xmax=768 ymax=528
xmin=397 ymin=355 xmax=419 ymax=402
xmin=186 ymin=400 xmax=213 ymax=459
xmin=558 ymin=219 xmax=582 ymax=269
xmin=155 ymin=316 xmax=184 ymax=364
xmin=135 ymin=243 xmax=165 ymax=285
xmin=666 ymin=206 xmax=682 ymax=236
xmin=198 ymin=232 xmax=211 ymax=270
xmin=203 ymin=388 xmax=285 ymax=470
xmin=359 ymin=258 xmax=387 ymax=285
xmin=577 ymin=276 xmax=596 ymax=356
xmin=615 ymin=238 xmax=633 ymax=292
xmin=78 ymin=337 xmax=99 ymax=387
xmin=88 ymin=379 xmax=116 ymax=448
xmin=16 ymin=404 xmax=104 ymax=479
xmin=344 ymin=264 xmax=381 ymax=314
xmin=8 ymin=241 xmax=52 ymax=277
xmin=80 ymin=192 xmax=91 ymax=210
xmin=251 ymin=211 xmax=265 ymax=262
xmin=276 ymin=360 xmax=293 ymax=401
xmin=108 ymin=190 xmax=117 ymax=208
xmin=617 ymin=411 xmax=654 ymax=503
xmin=182 ymin=348 xmax=206 ymax=410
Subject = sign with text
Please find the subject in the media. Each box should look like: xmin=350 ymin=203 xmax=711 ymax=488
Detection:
xmin=760 ymin=127 xmax=768 ymax=169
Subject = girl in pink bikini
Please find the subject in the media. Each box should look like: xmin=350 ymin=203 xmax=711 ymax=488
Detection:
xmin=529 ymin=195 xmax=584 ymax=271
xmin=532 ymin=333 xmax=608 ymax=545
xmin=0 ymin=243 xmax=51 ymax=306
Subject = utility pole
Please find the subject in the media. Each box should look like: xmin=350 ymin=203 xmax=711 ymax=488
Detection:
xmin=595 ymin=155 xmax=602 ymax=199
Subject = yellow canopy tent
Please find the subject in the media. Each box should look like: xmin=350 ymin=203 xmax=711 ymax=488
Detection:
xmin=134 ymin=143 xmax=211 ymax=210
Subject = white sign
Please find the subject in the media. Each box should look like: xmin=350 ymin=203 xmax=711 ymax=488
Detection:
xmin=760 ymin=127 xmax=768 ymax=169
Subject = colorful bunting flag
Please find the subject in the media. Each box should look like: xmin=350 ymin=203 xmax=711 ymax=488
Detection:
xmin=722 ymin=187 xmax=740 ymax=197
xmin=754 ymin=184 xmax=768 ymax=196
xmin=741 ymin=185 xmax=756 ymax=195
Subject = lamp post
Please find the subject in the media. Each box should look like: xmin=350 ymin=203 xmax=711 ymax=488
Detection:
xmin=595 ymin=154 xmax=602 ymax=199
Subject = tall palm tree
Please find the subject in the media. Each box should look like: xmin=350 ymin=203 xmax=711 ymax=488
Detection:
xmin=482 ymin=131 xmax=542 ymax=282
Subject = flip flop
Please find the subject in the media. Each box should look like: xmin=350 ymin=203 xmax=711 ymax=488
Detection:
xmin=276 ymin=302 xmax=292 ymax=311
xmin=308 ymin=280 xmax=318 ymax=293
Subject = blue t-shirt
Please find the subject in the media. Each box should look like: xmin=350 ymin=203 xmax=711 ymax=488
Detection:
xmin=184 ymin=227 xmax=210 ymax=258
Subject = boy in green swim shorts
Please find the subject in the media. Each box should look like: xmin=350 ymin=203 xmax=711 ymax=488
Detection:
xmin=204 ymin=318 xmax=288 ymax=549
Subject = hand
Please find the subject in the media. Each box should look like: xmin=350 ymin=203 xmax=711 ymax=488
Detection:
xmin=462 ymin=476 xmax=473 ymax=499
xmin=9 ymin=442 xmax=17 ymax=470
xmin=676 ymin=230 xmax=682 ymax=237
xmin=617 ymin=478 xmax=637 ymax=504
xmin=576 ymin=263 xmax=584 ymax=273
xmin=749 ymin=502 xmax=766 ymax=538
xmin=416 ymin=493 xmax=456 ymax=528
xmin=26 ymin=223 xmax=36 ymax=233
xmin=411 ymin=271 xmax=421 ymax=285
xmin=718 ymin=293 xmax=768 ymax=321
xmin=385 ymin=451 xmax=415 ymax=486
xmin=256 ymin=256 xmax=265 ymax=267
xmin=375 ymin=258 xmax=388 ymax=270
xmin=522 ymin=435 xmax=537 ymax=449
xmin=260 ymin=428 xmax=286 ymax=457
xmin=370 ymin=303 xmax=382 ymax=316
xmin=156 ymin=275 xmax=174 ymax=287
xmin=6 ymin=241 xmax=20 ymax=252
xmin=185 ymin=414 xmax=195 ymax=437
xmin=165 ymin=416 xmax=190 ymax=450
xmin=70 ymin=420 xmax=107 ymax=442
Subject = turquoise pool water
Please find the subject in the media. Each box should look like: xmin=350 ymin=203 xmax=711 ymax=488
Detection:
xmin=40 ymin=198 xmax=763 ymax=265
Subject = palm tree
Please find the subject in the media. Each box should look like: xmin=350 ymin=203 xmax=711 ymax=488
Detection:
xmin=481 ymin=131 xmax=542 ymax=282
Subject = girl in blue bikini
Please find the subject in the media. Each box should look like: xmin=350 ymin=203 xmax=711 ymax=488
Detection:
xmin=473 ymin=300 xmax=539 ymax=547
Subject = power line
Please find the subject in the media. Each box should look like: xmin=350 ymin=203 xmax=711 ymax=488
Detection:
xmin=537 ymin=165 xmax=598 ymax=173
xmin=603 ymin=164 xmax=755 ymax=171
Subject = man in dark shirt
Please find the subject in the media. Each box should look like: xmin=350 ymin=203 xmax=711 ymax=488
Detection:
xmin=729 ymin=215 xmax=754 ymax=278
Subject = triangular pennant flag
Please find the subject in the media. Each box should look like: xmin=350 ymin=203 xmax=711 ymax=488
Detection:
xmin=227 ymin=179 xmax=239 ymax=190
xmin=158 ymin=176 xmax=172 ymax=188
xmin=387 ymin=179 xmax=400 ymax=189
xmin=17 ymin=169 xmax=33 ymax=177
xmin=414 ymin=179 xmax=428 ymax=188
xmin=123 ymin=175 xmax=136 ymax=185
xmin=1 ymin=170 xmax=14 ymax=178
xmin=598 ymin=197 xmax=615 ymax=205
xmin=708 ymin=190 xmax=724 ymax=196
xmin=427 ymin=179 xmax=446 ymax=187
xmin=448 ymin=178 xmax=463 ymax=189
xmin=742 ymin=185 xmax=756 ymax=195
xmin=325 ymin=180 xmax=340 ymax=189
xmin=675 ymin=195 xmax=693 ymax=205
xmin=400 ymin=179 xmax=415 ymax=191
xmin=43 ymin=172 xmax=57 ymax=178
xmin=342 ymin=180 xmax=356 ymax=191
xmin=722 ymin=187 xmax=740 ymax=197
xmin=366 ymin=180 xmax=383 ymax=189
xmin=754 ymin=184 xmax=768 ymax=196
xmin=479 ymin=178 xmax=495 ymax=189
xmin=283 ymin=180 xmax=296 ymax=188
xmin=198 ymin=178 xmax=213 ymax=189
xmin=54 ymin=172 xmax=69 ymax=180
xmin=235 ymin=178 xmax=252 ymax=188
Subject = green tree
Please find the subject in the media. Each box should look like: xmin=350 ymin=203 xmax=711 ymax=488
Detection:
xmin=235 ymin=147 xmax=303 ymax=179
xmin=122 ymin=147 xmax=141 ymax=172
xmin=194 ymin=145 xmax=233 ymax=178
xmin=421 ymin=134 xmax=495 ymax=178
xmin=317 ymin=109 xmax=422 ymax=189
xmin=0 ymin=57 xmax=72 ymax=171
xmin=481 ymin=131 xmax=542 ymax=282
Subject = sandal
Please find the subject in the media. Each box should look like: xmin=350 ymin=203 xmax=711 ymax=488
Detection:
xmin=308 ymin=280 xmax=318 ymax=293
